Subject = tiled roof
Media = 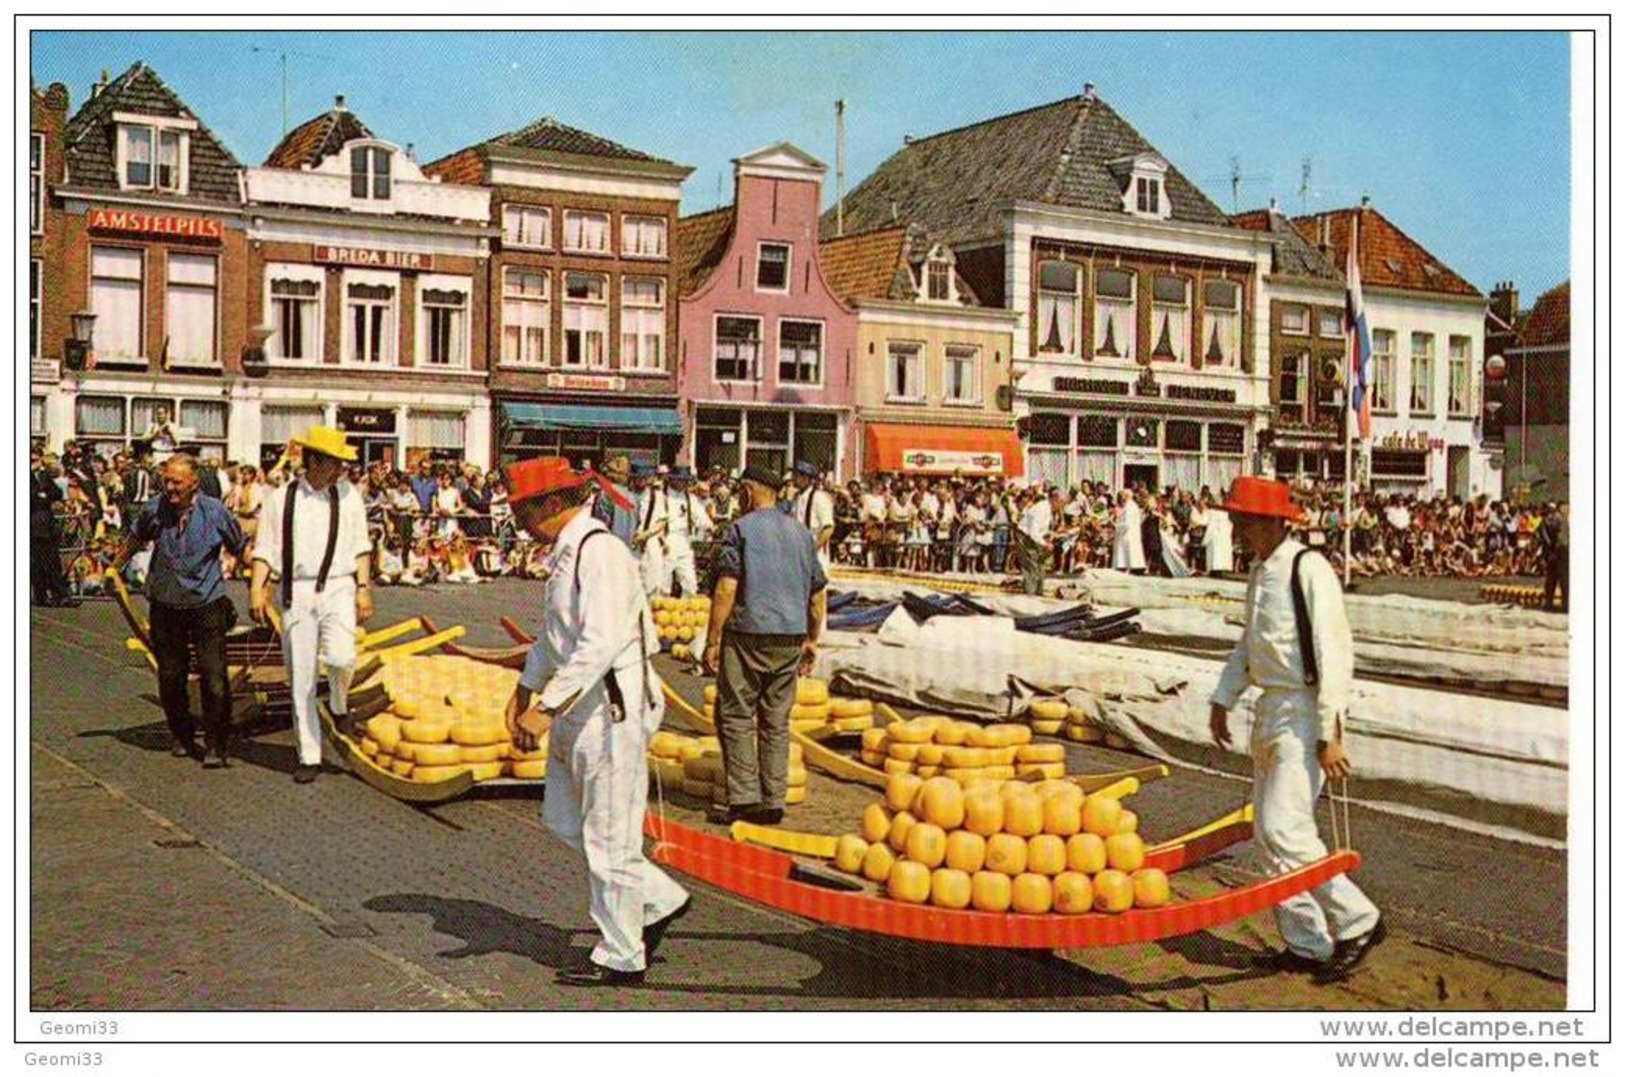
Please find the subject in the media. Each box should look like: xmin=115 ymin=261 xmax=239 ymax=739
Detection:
xmin=673 ymin=206 xmax=735 ymax=298
xmin=263 ymin=102 xmax=374 ymax=168
xmin=488 ymin=115 xmax=674 ymax=164
xmin=818 ymin=226 xmax=909 ymax=303
xmin=63 ymin=61 xmax=242 ymax=202
xmin=1521 ymin=281 xmax=1570 ymax=348
xmin=1291 ymin=206 xmax=1481 ymax=299
xmin=1232 ymin=207 xmax=1341 ymax=282
xmin=823 ymin=92 xmax=1231 ymax=245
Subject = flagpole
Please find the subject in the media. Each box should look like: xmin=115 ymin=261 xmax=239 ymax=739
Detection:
xmin=1342 ymin=218 xmax=1358 ymax=589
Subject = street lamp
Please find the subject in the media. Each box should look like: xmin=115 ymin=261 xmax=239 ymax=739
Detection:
xmin=65 ymin=310 xmax=97 ymax=371
xmin=242 ymin=323 xmax=277 ymax=376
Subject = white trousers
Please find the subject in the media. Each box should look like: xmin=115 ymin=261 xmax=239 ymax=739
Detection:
xmin=638 ymin=542 xmax=665 ymax=599
xmin=544 ymin=682 xmax=689 ymax=972
xmin=662 ymin=537 xmax=698 ymax=598
xmin=1251 ymin=688 xmax=1381 ymax=960
xmin=280 ymin=576 xmax=358 ymax=766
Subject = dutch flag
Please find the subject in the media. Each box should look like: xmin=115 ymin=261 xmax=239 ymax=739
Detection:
xmin=1344 ymin=219 xmax=1374 ymax=440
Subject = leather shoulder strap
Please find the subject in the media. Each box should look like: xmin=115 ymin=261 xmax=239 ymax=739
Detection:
xmin=281 ymin=483 xmax=297 ymax=606
xmin=315 ymin=486 xmax=341 ymax=594
xmin=1291 ymin=548 xmax=1320 ymax=687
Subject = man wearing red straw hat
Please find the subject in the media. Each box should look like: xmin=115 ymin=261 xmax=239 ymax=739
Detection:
xmin=501 ymin=456 xmax=689 ymax=987
xmin=1208 ymin=476 xmax=1384 ymax=985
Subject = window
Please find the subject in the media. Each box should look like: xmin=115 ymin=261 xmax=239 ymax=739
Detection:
xmin=30 ymin=260 xmax=42 ymax=360
xmin=350 ymin=146 xmax=391 ymax=200
xmin=1150 ymin=275 xmax=1189 ymax=363
xmin=124 ymin=126 xmax=152 ymax=187
xmin=563 ymin=210 xmax=610 ymax=253
xmin=90 ymin=246 xmax=144 ymax=361
xmin=1318 ymin=308 xmax=1344 ymax=337
xmin=1135 ymin=176 xmax=1162 ymax=215
xmin=1315 ymin=353 xmax=1344 ymax=418
xmin=180 ymin=399 xmax=229 ymax=456
xmin=778 ymin=320 xmax=823 ymax=384
xmin=944 ymin=345 xmax=980 ymax=404
xmin=756 ymin=243 xmax=790 ymax=291
xmin=165 ymin=254 xmax=218 ymax=365
xmin=622 ymin=215 xmax=667 ymax=257
xmin=714 ymin=316 xmax=762 ymax=381
xmin=1448 ymin=335 xmax=1473 ymax=416
xmin=1125 ymin=417 xmax=1160 ymax=448
xmin=157 ymin=130 xmax=181 ymax=190
xmin=409 ymin=412 xmax=467 ymax=455
xmin=1077 ymin=415 xmax=1118 ymax=447
xmin=562 ymin=272 xmax=607 ymax=367
xmin=927 ymin=259 xmax=951 ymax=302
xmin=118 ymin=124 xmax=186 ymax=191
xmin=887 ymin=343 xmax=924 ymax=402
xmin=620 ymin=277 xmax=665 ymax=372
xmin=268 ymin=266 xmax=323 ymax=361
xmin=1094 ymin=267 xmax=1135 ymax=359
xmin=502 ymin=205 xmax=551 ymax=248
xmin=501 ymin=269 xmax=549 ymax=365
xmin=1371 ymin=329 xmax=1396 ymax=412
xmin=344 ymin=277 xmax=396 ymax=364
xmin=1037 ymin=261 xmax=1081 ymax=355
xmin=1281 ymin=304 xmax=1309 ymax=335
xmin=75 ymin=396 xmax=127 ymax=438
xmin=1201 ymin=280 xmax=1241 ymax=367
xmin=418 ymin=277 xmax=470 ymax=368
xmin=1278 ymin=352 xmax=1306 ymax=424
xmin=1028 ymin=413 xmax=1071 ymax=446
xmin=31 ymin=396 xmax=46 ymax=438
xmin=1409 ymin=332 xmax=1435 ymax=414
xmin=30 ymin=133 xmax=43 ymax=233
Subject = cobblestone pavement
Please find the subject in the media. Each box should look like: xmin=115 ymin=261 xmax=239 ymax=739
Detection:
xmin=28 ymin=579 xmax=1567 ymax=1012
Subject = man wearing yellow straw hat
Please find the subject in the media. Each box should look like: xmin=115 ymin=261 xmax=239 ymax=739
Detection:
xmin=250 ymin=425 xmax=372 ymax=783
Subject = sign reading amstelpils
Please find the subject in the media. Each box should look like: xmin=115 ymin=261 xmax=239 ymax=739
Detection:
xmin=87 ymin=209 xmax=223 ymax=240
xmin=314 ymin=245 xmax=434 ymax=271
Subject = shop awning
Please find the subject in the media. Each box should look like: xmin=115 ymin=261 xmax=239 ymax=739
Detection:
xmin=499 ymin=401 xmax=683 ymax=436
xmin=864 ymin=423 xmax=1024 ymax=477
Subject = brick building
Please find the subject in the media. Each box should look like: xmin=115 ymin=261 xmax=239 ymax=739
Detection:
xmin=1488 ymin=280 xmax=1569 ymax=501
xmin=28 ymin=80 xmax=70 ymax=443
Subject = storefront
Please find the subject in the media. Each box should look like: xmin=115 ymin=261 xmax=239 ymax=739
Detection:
xmin=251 ymin=397 xmax=484 ymax=472
xmin=497 ymin=395 xmax=683 ymax=470
xmin=690 ymin=405 xmax=846 ymax=479
xmin=64 ymin=378 xmax=232 ymax=462
xmin=1024 ymin=408 xmax=1250 ymax=493
xmin=860 ymin=422 xmax=1023 ymax=478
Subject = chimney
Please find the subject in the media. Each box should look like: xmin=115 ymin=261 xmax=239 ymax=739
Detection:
xmin=1082 ymin=82 xmax=1097 ymax=101
xmin=1489 ymin=280 xmax=1520 ymax=326
xmin=405 ymin=142 xmax=416 ymax=162
xmin=90 ymin=68 xmax=109 ymax=99
xmin=903 ymin=133 xmax=914 ymax=145
xmin=1360 ymin=194 xmax=1372 ymax=209
xmin=1268 ymin=196 xmax=1279 ymax=214
xmin=334 ymin=94 xmax=347 ymax=111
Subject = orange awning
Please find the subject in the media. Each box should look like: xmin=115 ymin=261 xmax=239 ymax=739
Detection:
xmin=864 ymin=423 xmax=1024 ymax=477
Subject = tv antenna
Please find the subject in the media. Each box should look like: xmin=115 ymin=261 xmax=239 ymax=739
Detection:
xmin=252 ymin=46 xmax=333 ymax=136
xmin=1206 ymin=156 xmax=1270 ymax=214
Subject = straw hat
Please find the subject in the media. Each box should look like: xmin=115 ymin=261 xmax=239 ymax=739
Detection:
xmin=1221 ymin=476 xmax=1305 ymax=523
xmin=290 ymin=425 xmax=357 ymax=463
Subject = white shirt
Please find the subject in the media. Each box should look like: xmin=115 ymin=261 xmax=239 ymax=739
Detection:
xmin=667 ymin=491 xmax=712 ymax=542
xmin=793 ymin=487 xmax=835 ymax=538
xmin=636 ymin=487 xmax=670 ymax=539
xmin=1210 ymin=539 xmax=1354 ymax=741
xmin=860 ymin=492 xmax=887 ymax=522
xmin=520 ymin=511 xmax=663 ymax=726
xmin=1018 ymin=499 xmax=1053 ymax=544
xmin=254 ymin=477 xmax=369 ymax=582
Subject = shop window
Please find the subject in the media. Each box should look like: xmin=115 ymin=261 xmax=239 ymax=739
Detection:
xmin=792 ymin=412 xmax=838 ymax=477
xmin=1281 ymin=304 xmax=1309 ymax=335
xmin=715 ymin=316 xmax=762 ymax=381
xmin=622 ymin=215 xmax=667 ymax=257
xmin=563 ymin=210 xmax=610 ymax=253
xmin=1151 ymin=275 xmax=1189 ymax=363
xmin=90 ymin=246 xmax=144 ymax=362
xmin=1201 ymin=280 xmax=1241 ymax=367
xmin=944 ymin=345 xmax=980 ymax=404
xmin=31 ymin=396 xmax=46 ymax=439
xmin=262 ymin=405 xmax=324 ymax=462
xmin=501 ymin=269 xmax=549 ymax=365
xmin=166 ymin=254 xmax=218 ymax=366
xmin=419 ymin=280 xmax=469 ymax=368
xmin=1027 ymin=413 xmax=1071 ymax=447
xmin=180 ymin=399 xmax=229 ymax=458
xmin=886 ymin=343 xmax=924 ymax=402
xmin=1036 ymin=261 xmax=1080 ymax=355
xmin=75 ymin=396 xmax=126 ymax=439
xmin=1371 ymin=329 xmax=1396 ymax=412
xmin=1094 ymin=267 xmax=1135 ymax=359
xmin=502 ymin=205 xmax=551 ymax=248
xmin=756 ymin=243 xmax=790 ymax=292
xmin=350 ymin=146 xmax=391 ymax=200
xmin=1165 ymin=420 xmax=1202 ymax=452
xmin=1278 ymin=351 xmax=1306 ymax=424
xmin=1409 ymin=332 xmax=1435 ymax=415
xmin=1315 ymin=352 xmax=1343 ymax=418
xmin=1207 ymin=424 xmax=1246 ymax=455
xmin=344 ymin=279 xmax=396 ymax=365
xmin=1371 ymin=450 xmax=1429 ymax=479
xmin=1077 ymin=415 xmax=1117 ymax=447
xmin=1125 ymin=417 xmax=1160 ymax=449
xmin=409 ymin=411 xmax=467 ymax=455
xmin=269 ymin=267 xmax=322 ymax=361
xmin=778 ymin=320 xmax=823 ymax=384
xmin=562 ymin=272 xmax=608 ymax=367
xmin=620 ymin=277 xmax=665 ymax=372
xmin=1448 ymin=335 xmax=1473 ymax=416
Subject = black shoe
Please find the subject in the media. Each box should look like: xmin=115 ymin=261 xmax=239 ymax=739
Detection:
xmin=334 ymin=713 xmax=360 ymax=740
xmin=706 ymin=803 xmax=756 ymax=825
xmin=742 ymin=806 xmax=784 ymax=826
xmin=643 ymin=898 xmax=692 ymax=961
xmin=556 ymin=963 xmax=645 ymax=987
xmin=1314 ymin=919 xmax=1388 ymax=985
xmin=293 ymin=764 xmax=320 ymax=784
xmin=1251 ymin=947 xmax=1332 ymax=975
xmin=52 ymin=595 xmax=82 ymax=608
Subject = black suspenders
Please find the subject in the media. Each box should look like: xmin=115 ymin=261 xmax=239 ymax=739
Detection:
xmin=1290 ymin=548 xmax=1320 ymax=687
xmin=281 ymin=484 xmax=342 ymax=607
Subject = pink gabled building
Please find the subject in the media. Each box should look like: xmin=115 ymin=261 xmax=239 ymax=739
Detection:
xmin=675 ymin=143 xmax=858 ymax=479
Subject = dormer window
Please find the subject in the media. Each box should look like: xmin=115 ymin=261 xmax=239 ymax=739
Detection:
xmin=117 ymin=117 xmax=190 ymax=193
xmin=1111 ymin=153 xmax=1171 ymax=220
xmin=919 ymin=245 xmax=958 ymax=304
xmin=1135 ymin=176 xmax=1161 ymax=216
xmin=351 ymin=146 xmax=391 ymax=200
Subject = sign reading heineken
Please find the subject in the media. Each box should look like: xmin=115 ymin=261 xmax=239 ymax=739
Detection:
xmin=1053 ymin=376 xmax=1130 ymax=396
xmin=1167 ymin=384 xmax=1238 ymax=404
xmin=900 ymin=448 xmax=1005 ymax=475
xmin=545 ymin=372 xmax=626 ymax=392
xmin=314 ymin=245 xmax=434 ymax=271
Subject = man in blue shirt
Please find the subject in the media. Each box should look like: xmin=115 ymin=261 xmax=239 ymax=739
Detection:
xmin=410 ymin=458 xmax=438 ymax=516
xmin=701 ymin=464 xmax=828 ymax=825
xmin=114 ymin=455 xmax=247 ymax=768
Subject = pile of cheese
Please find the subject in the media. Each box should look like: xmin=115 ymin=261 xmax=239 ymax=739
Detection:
xmin=700 ymin=678 xmax=876 ymax=737
xmin=356 ymin=655 xmax=541 ymax=782
xmin=1026 ymin=697 xmax=1125 ymax=748
xmin=647 ymin=730 xmax=807 ymax=806
xmin=833 ymin=774 xmax=1170 ymax=915
xmin=654 ymin=596 xmax=710 ymax=660
xmin=860 ymin=716 xmax=1067 ymax=783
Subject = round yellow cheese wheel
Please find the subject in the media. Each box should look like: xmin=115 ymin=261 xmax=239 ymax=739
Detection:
xmin=511 ymin=759 xmax=547 ymax=780
xmin=795 ymin=678 xmax=830 ymax=706
xmin=983 ymin=765 xmax=1017 ymax=781
xmin=830 ymin=698 xmax=874 ymax=718
xmin=885 ymin=720 xmax=933 ymax=745
xmin=676 ymin=742 xmax=705 ymax=763
xmin=930 ymin=867 xmax=973 ymax=910
xmin=944 ymin=829 xmax=986 ymax=873
xmin=886 ymin=859 xmax=932 ymax=904
xmin=1053 ymin=871 xmax=1095 ymax=914
xmin=984 ymin=832 xmax=1028 ymax=876
xmin=786 ymin=763 xmax=808 ymax=787
xmin=1115 ymin=809 xmax=1139 ymax=835
xmin=359 ymin=737 xmax=379 ymax=757
xmin=991 ymin=723 xmax=1035 ymax=747
xmin=832 ymin=714 xmax=874 ymax=733
xmin=1066 ymin=832 xmax=1108 ymax=874
xmin=1016 ymin=743 xmax=1066 ymax=764
xmin=1018 ymin=762 xmax=1067 ymax=781
xmin=860 ymin=728 xmax=890 ymax=753
xmin=649 ymin=731 xmax=686 ymax=758
xmin=834 ymin=835 xmax=869 ymax=874
xmin=1030 ymin=719 xmax=1065 ymax=736
xmin=915 ymin=777 xmax=966 ymax=830
xmin=1002 ymin=793 xmax=1044 ymax=837
xmin=677 ymin=627 xmax=695 ymax=642
xmin=460 ymin=744 xmax=504 ymax=764
xmin=702 ymin=684 xmax=718 ymax=705
xmin=785 ymin=785 xmax=806 ymax=806
xmin=413 ymin=763 xmax=473 ymax=783
xmin=400 ymin=717 xmax=452 ymax=745
xmin=392 ymin=741 xmax=417 ymax=763
xmin=860 ymin=748 xmax=886 ymax=767
xmin=365 ymin=715 xmax=403 ymax=751
xmin=372 ymin=753 xmax=394 ymax=771
xmin=861 ymin=842 xmax=896 ymax=883
xmin=1011 ymin=872 xmax=1053 ymax=914
xmin=942 ymin=746 xmax=990 ymax=769
xmin=861 ymin=803 xmax=892 ymax=844
xmin=944 ymin=767 xmax=990 ymax=784
xmin=886 ymin=810 xmax=919 ymax=854
xmin=1064 ymin=722 xmax=1106 ymax=744
xmin=390 ymin=758 xmax=416 ymax=777
xmin=914 ymin=764 xmax=940 ymax=780
xmin=931 ymin=721 xmax=969 ymax=746
xmin=1029 ymin=699 xmax=1068 ymax=722
xmin=1093 ymin=869 xmax=1134 ymax=913
xmin=970 ymin=870 xmax=1012 ymax=912
xmin=882 ymin=758 xmax=916 ymax=777
xmin=962 ymin=790 xmax=1004 ymax=836
xmin=1105 ymin=832 xmax=1147 ymax=873
xmin=450 ymin=722 xmax=506 ymax=747
xmin=1132 ymin=867 xmax=1171 ymax=909
xmin=390 ymin=697 xmax=421 ymax=720
xmin=886 ymin=773 xmax=924 ymax=812
xmin=904 ymin=822 xmax=948 ymax=870
xmin=790 ymin=701 xmax=832 ymax=722
xmin=913 ymin=743 xmax=944 ymax=766
xmin=887 ymin=742 xmax=922 ymax=763
xmin=988 ymin=746 xmax=1020 ymax=766
xmin=466 ymin=761 xmax=504 ymax=782
xmin=1042 ymin=794 xmax=1083 ymax=837
xmin=413 ymin=743 xmax=464 ymax=767
xmin=1026 ymin=833 xmax=1068 ymax=876
xmin=1083 ymin=795 xmax=1124 ymax=837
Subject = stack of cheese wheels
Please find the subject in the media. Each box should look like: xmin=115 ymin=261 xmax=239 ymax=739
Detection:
xmin=653 ymin=596 xmax=710 ymax=657
xmin=700 ymin=678 xmax=875 ymax=737
xmin=668 ymin=732 xmax=808 ymax=807
xmin=831 ymin=777 xmax=1169 ymax=914
xmin=859 ymin=716 xmax=1063 ymax=783
xmin=357 ymin=654 xmax=539 ymax=783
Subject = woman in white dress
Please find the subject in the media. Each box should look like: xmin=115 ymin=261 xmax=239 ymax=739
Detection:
xmin=433 ymin=471 xmax=466 ymax=540
xmin=1110 ymin=489 xmax=1146 ymax=573
xmin=1203 ymin=500 xmax=1234 ymax=576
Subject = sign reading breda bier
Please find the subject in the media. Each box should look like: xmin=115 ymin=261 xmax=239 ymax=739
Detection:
xmin=87 ymin=209 xmax=223 ymax=240
xmin=314 ymin=245 xmax=434 ymax=271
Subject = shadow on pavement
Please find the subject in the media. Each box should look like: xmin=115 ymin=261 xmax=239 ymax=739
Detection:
xmin=76 ymin=714 xmax=306 ymax=776
xmin=363 ymin=890 xmax=1144 ymax=1003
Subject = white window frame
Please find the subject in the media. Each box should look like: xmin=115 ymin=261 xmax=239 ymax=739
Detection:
xmin=114 ymin=115 xmax=192 ymax=195
xmin=561 ymin=271 xmax=608 ymax=368
xmin=1093 ymin=266 xmax=1136 ymax=360
xmin=1135 ymin=176 xmax=1162 ymax=216
xmin=350 ymin=145 xmax=392 ymax=201
xmin=1317 ymin=307 xmax=1344 ymax=338
xmin=944 ymin=344 xmax=981 ymax=406
xmin=777 ymin=318 xmax=824 ymax=386
xmin=1278 ymin=351 xmax=1307 ymax=425
xmin=500 ymin=267 xmax=550 ymax=367
xmin=30 ymin=132 xmax=44 ymax=235
xmin=502 ymin=205 xmax=552 ymax=249
xmin=165 ymin=252 xmax=220 ymax=367
xmin=755 ymin=242 xmax=792 ymax=294
xmin=341 ymin=268 xmax=398 ymax=366
xmin=89 ymin=245 xmax=145 ymax=363
xmin=619 ymin=276 xmax=665 ymax=373
xmin=30 ymin=259 xmax=42 ymax=361
xmin=1037 ymin=260 xmax=1082 ymax=356
xmin=621 ymin=215 xmax=668 ymax=258
xmin=886 ymin=341 xmax=925 ymax=404
xmin=1371 ymin=328 xmax=1397 ymax=413
xmin=1281 ymin=303 xmax=1310 ymax=336
xmin=1150 ymin=274 xmax=1190 ymax=364
xmin=1409 ymin=331 xmax=1435 ymax=416
xmin=713 ymin=314 xmax=763 ymax=383
xmin=265 ymin=263 xmax=326 ymax=363
xmin=1447 ymin=335 xmax=1473 ymax=418
xmin=1201 ymin=279 xmax=1242 ymax=368
xmin=563 ymin=209 xmax=611 ymax=254
xmin=416 ymin=273 xmax=472 ymax=370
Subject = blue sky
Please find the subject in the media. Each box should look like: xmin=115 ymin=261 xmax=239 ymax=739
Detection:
xmin=31 ymin=28 xmax=1573 ymax=298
